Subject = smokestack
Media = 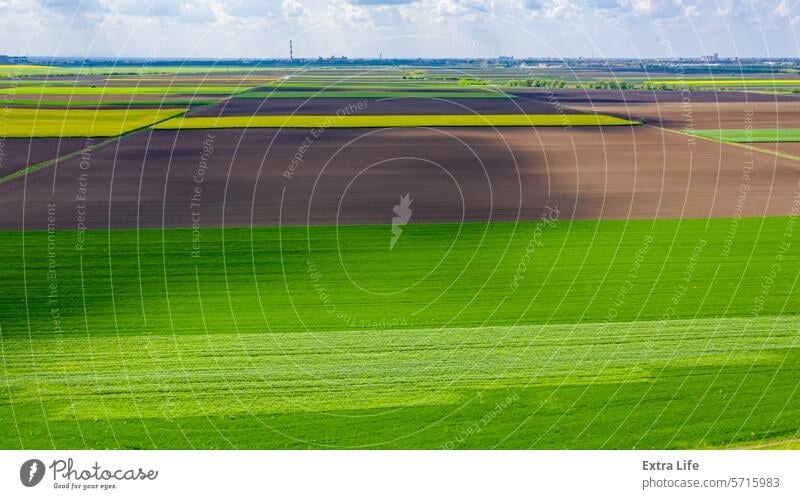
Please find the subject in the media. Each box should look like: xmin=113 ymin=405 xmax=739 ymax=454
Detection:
xmin=290 ymin=40 xmax=293 ymax=62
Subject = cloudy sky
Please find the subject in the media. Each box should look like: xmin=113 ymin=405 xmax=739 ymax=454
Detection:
xmin=0 ymin=0 xmax=797 ymax=59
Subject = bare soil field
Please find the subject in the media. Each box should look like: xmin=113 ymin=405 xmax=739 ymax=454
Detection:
xmin=192 ymin=94 xmax=577 ymax=117
xmin=573 ymin=101 xmax=800 ymax=130
xmin=554 ymin=91 xmax=800 ymax=129
xmin=534 ymin=89 xmax=800 ymax=105
xmin=1 ymin=125 xmax=797 ymax=230
xmin=0 ymin=137 xmax=89 ymax=177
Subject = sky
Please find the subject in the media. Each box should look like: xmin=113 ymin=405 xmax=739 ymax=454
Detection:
xmin=0 ymin=0 xmax=798 ymax=59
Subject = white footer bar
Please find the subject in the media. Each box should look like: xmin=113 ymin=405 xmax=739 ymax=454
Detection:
xmin=1 ymin=450 xmax=797 ymax=498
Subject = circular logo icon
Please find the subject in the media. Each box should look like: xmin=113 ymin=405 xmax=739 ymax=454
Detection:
xmin=20 ymin=459 xmax=45 ymax=487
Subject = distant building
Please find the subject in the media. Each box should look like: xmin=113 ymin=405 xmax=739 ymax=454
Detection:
xmin=0 ymin=55 xmax=28 ymax=64
xmin=498 ymin=55 xmax=514 ymax=67
xmin=702 ymin=53 xmax=719 ymax=64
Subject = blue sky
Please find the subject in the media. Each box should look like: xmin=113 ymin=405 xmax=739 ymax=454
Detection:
xmin=0 ymin=0 xmax=797 ymax=59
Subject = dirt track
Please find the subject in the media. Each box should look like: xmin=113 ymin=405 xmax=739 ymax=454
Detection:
xmin=0 ymin=137 xmax=89 ymax=177
xmin=1 ymin=124 xmax=798 ymax=230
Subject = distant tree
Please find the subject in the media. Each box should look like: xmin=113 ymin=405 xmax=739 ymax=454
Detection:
xmin=458 ymin=78 xmax=489 ymax=86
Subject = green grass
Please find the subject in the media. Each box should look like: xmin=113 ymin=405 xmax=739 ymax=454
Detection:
xmin=238 ymin=90 xmax=513 ymax=99
xmin=1 ymin=217 xmax=799 ymax=448
xmin=3 ymin=317 xmax=799 ymax=449
xmin=154 ymin=113 xmax=636 ymax=130
xmin=0 ymin=108 xmax=186 ymax=137
xmin=0 ymin=85 xmax=252 ymax=96
xmin=687 ymin=128 xmax=800 ymax=143
xmin=2 ymin=218 xmax=796 ymax=336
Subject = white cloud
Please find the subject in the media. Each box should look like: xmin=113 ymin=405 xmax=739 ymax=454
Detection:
xmin=41 ymin=0 xmax=106 ymax=14
xmin=282 ymin=0 xmax=304 ymax=16
xmin=0 ymin=0 xmax=795 ymax=59
xmin=223 ymin=0 xmax=284 ymax=18
xmin=349 ymin=0 xmax=415 ymax=5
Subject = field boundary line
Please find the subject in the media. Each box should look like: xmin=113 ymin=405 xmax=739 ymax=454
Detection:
xmin=565 ymin=103 xmax=800 ymax=165
xmin=0 ymin=110 xmax=187 ymax=185
xmin=0 ymin=135 xmax=122 ymax=185
xmin=657 ymin=125 xmax=800 ymax=164
xmin=0 ymin=90 xmax=245 ymax=185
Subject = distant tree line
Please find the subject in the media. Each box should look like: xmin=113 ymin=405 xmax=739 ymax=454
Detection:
xmin=401 ymin=70 xmax=427 ymax=79
xmin=578 ymin=80 xmax=687 ymax=91
xmin=503 ymin=78 xmax=566 ymax=88
xmin=458 ymin=77 xmax=490 ymax=85
xmin=580 ymin=79 xmax=638 ymax=90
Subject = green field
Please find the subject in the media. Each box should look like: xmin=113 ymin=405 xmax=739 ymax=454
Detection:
xmin=154 ymin=113 xmax=636 ymax=130
xmin=0 ymin=85 xmax=252 ymax=96
xmin=1 ymin=217 xmax=799 ymax=448
xmin=0 ymin=108 xmax=186 ymax=137
xmin=687 ymin=128 xmax=800 ymax=143
xmin=238 ymin=90 xmax=513 ymax=99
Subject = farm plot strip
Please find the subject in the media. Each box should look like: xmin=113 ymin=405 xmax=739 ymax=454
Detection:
xmin=0 ymin=95 xmax=233 ymax=182
xmin=0 ymin=85 xmax=254 ymax=96
xmin=6 ymin=98 xmax=218 ymax=107
xmin=238 ymin=90 xmax=514 ymax=99
xmin=686 ymin=128 xmax=800 ymax=143
xmin=262 ymin=82 xmax=472 ymax=89
xmin=153 ymin=113 xmax=637 ymax=130
xmin=0 ymin=108 xmax=187 ymax=138
xmin=2 ymin=126 xmax=797 ymax=228
xmin=649 ymin=79 xmax=800 ymax=87
xmin=660 ymin=126 xmax=800 ymax=164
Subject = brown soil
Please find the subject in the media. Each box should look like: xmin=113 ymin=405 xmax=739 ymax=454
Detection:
xmin=563 ymin=95 xmax=800 ymax=129
xmin=530 ymin=89 xmax=800 ymax=105
xmin=192 ymin=94 xmax=579 ymax=117
xmin=0 ymin=137 xmax=89 ymax=177
xmin=1 ymin=125 xmax=797 ymax=230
